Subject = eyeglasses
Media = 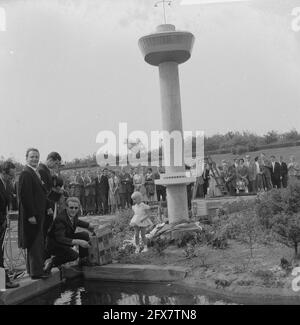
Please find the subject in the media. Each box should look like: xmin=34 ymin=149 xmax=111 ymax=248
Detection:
xmin=68 ymin=206 xmax=79 ymax=210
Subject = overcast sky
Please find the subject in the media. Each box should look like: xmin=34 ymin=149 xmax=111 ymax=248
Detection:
xmin=0 ymin=0 xmax=299 ymax=163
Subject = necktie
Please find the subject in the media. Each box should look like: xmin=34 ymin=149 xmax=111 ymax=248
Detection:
xmin=1 ymin=178 xmax=6 ymax=190
xmin=70 ymin=217 xmax=75 ymax=228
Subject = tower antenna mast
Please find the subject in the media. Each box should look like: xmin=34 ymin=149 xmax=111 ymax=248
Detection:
xmin=154 ymin=0 xmax=173 ymax=24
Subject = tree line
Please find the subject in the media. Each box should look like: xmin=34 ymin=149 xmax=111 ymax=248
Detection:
xmin=202 ymin=129 xmax=300 ymax=155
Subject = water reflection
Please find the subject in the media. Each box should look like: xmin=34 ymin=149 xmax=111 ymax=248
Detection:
xmin=22 ymin=280 xmax=233 ymax=305
xmin=54 ymin=287 xmax=85 ymax=305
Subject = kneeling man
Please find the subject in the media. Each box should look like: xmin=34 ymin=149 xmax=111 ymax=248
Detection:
xmin=44 ymin=197 xmax=94 ymax=272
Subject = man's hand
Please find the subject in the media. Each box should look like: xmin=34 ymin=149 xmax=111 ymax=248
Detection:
xmin=28 ymin=216 xmax=37 ymax=224
xmin=88 ymin=225 xmax=95 ymax=234
xmin=72 ymin=239 xmax=90 ymax=248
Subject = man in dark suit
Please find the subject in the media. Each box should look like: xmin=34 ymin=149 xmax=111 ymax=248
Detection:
xmin=77 ymin=170 xmax=85 ymax=211
xmin=270 ymin=155 xmax=281 ymax=188
xmin=279 ymin=156 xmax=288 ymax=188
xmin=185 ymin=164 xmax=192 ymax=210
xmin=202 ymin=163 xmax=210 ymax=197
xmin=18 ymin=148 xmax=49 ymax=279
xmin=118 ymin=168 xmax=128 ymax=209
xmin=124 ymin=168 xmax=134 ymax=208
xmin=95 ymin=168 xmax=109 ymax=215
xmin=37 ymin=152 xmax=62 ymax=239
xmin=44 ymin=197 xmax=94 ymax=272
xmin=224 ymin=163 xmax=237 ymax=196
xmin=0 ymin=161 xmax=19 ymax=288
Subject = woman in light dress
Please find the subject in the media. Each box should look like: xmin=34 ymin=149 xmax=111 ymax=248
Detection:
xmin=208 ymin=162 xmax=223 ymax=197
xmin=132 ymin=167 xmax=147 ymax=202
xmin=144 ymin=168 xmax=156 ymax=203
xmin=288 ymin=155 xmax=300 ymax=184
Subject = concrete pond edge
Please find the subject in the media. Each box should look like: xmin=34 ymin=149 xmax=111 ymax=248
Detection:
xmin=1 ymin=263 xmax=300 ymax=305
xmin=0 ymin=264 xmax=189 ymax=305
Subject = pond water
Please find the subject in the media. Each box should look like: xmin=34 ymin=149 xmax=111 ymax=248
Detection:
xmin=22 ymin=280 xmax=236 ymax=305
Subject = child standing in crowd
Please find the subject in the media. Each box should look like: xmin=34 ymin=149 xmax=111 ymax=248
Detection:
xmin=130 ymin=191 xmax=153 ymax=254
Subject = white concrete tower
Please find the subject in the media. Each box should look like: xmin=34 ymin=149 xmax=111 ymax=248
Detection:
xmin=138 ymin=24 xmax=196 ymax=224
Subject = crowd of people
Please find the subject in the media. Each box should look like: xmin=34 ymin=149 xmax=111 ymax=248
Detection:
xmin=197 ymin=153 xmax=300 ymax=198
xmin=60 ymin=166 xmax=167 ymax=216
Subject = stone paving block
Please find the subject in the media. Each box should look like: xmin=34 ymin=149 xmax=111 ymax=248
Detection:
xmin=0 ymin=268 xmax=62 ymax=305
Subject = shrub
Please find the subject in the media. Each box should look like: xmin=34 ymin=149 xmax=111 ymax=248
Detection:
xmin=183 ymin=242 xmax=198 ymax=259
xmin=111 ymin=209 xmax=133 ymax=236
xmin=210 ymin=231 xmax=228 ymax=249
xmin=286 ymin=180 xmax=300 ymax=213
xmin=238 ymin=210 xmax=262 ymax=257
xmin=280 ymin=257 xmax=293 ymax=272
xmin=175 ymin=231 xmax=198 ymax=248
xmin=255 ymin=193 xmax=276 ymax=229
xmin=257 ymin=230 xmax=276 ymax=246
xmin=195 ymin=225 xmax=215 ymax=244
xmin=253 ymin=270 xmax=275 ymax=286
xmin=111 ymin=209 xmax=134 ymax=255
xmin=255 ymin=181 xmax=300 ymax=229
xmin=150 ymin=236 xmax=170 ymax=255
xmin=216 ymin=213 xmax=242 ymax=240
xmin=237 ymin=145 xmax=248 ymax=155
xmin=247 ymin=143 xmax=258 ymax=152
xmin=272 ymin=212 xmax=300 ymax=257
xmin=223 ymin=199 xmax=255 ymax=215
xmin=115 ymin=242 xmax=136 ymax=261
xmin=212 ymin=203 xmax=267 ymax=258
xmin=207 ymin=218 xmax=229 ymax=249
